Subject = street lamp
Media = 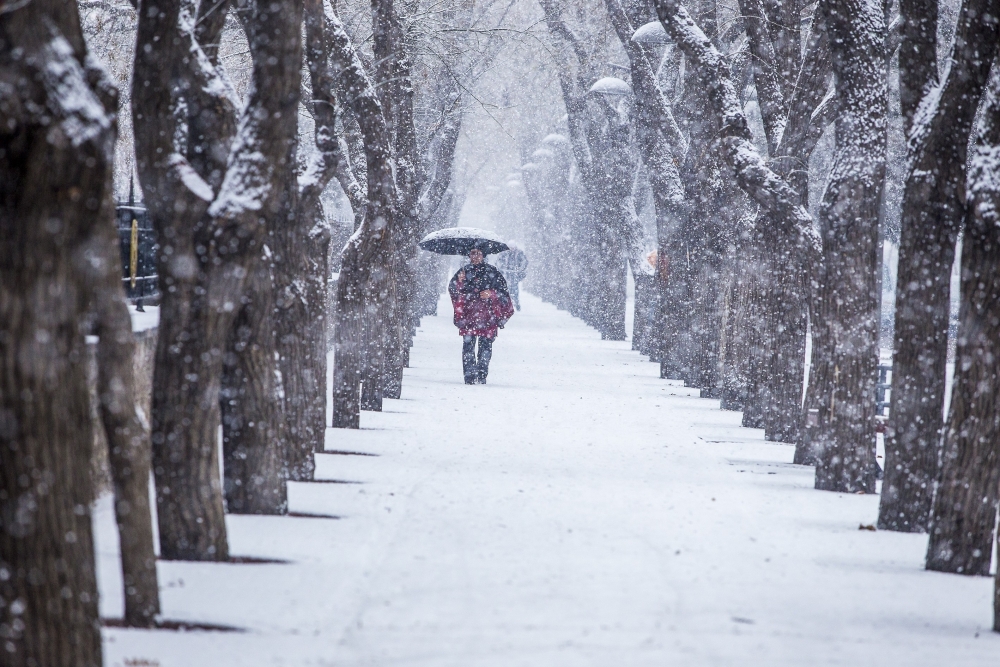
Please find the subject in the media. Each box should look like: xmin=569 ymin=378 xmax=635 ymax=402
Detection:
xmin=588 ymin=77 xmax=632 ymax=98
xmin=631 ymin=20 xmax=669 ymax=46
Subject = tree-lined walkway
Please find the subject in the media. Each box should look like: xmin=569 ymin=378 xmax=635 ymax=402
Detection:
xmin=98 ymin=293 xmax=997 ymax=666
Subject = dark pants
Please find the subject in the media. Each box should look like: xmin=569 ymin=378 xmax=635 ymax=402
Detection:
xmin=462 ymin=335 xmax=494 ymax=383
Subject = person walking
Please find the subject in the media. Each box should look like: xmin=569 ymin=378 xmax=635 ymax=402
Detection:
xmin=495 ymin=242 xmax=528 ymax=311
xmin=448 ymin=248 xmax=515 ymax=384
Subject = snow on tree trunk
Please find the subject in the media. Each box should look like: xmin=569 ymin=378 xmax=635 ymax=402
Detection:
xmin=729 ymin=4 xmax=833 ymax=446
xmin=133 ymin=0 xmax=303 ymax=557
xmin=880 ymin=0 xmax=1000 ymax=531
xmin=327 ymin=8 xmax=401 ymax=429
xmin=0 ymin=6 xmax=113 ymax=662
xmin=371 ymin=0 xmax=415 ymax=405
xmin=278 ymin=0 xmax=347 ymax=460
xmin=897 ymin=0 xmax=938 ymax=130
xmin=926 ymin=61 xmax=1000 ymax=576
xmin=804 ymin=0 xmax=887 ymax=493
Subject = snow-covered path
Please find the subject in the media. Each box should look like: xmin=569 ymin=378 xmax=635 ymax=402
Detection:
xmin=99 ymin=293 xmax=997 ymax=666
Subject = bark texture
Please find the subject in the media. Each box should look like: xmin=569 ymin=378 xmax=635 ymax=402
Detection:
xmin=221 ymin=257 xmax=289 ymax=514
xmin=897 ymin=0 xmax=938 ymax=130
xmin=880 ymin=0 xmax=1000 ymax=530
xmin=0 ymin=4 xmax=112 ymax=663
xmin=925 ymin=62 xmax=1000 ymax=576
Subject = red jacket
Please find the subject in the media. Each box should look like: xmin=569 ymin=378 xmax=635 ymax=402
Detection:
xmin=448 ymin=263 xmax=515 ymax=338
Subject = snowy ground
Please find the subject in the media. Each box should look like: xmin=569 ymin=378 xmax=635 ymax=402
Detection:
xmin=97 ymin=293 xmax=998 ymax=666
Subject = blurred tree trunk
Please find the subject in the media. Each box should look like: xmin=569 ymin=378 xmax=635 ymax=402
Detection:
xmin=731 ymin=243 xmax=777 ymax=428
xmin=327 ymin=8 xmax=400 ymax=429
xmin=806 ymin=0 xmax=887 ymax=493
xmin=926 ymin=62 xmax=1000 ymax=576
xmin=133 ymin=0 xmax=303 ymax=557
xmin=86 ymin=184 xmax=160 ymax=625
xmin=881 ymin=0 xmax=1000 ymax=530
xmin=773 ymin=17 xmax=833 ymax=451
xmin=0 ymin=4 xmax=112 ymax=663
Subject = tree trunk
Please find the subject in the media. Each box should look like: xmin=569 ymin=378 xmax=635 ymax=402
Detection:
xmin=221 ymin=257 xmax=289 ymax=514
xmin=0 ymin=5 xmax=111 ymax=662
xmin=762 ymin=258 xmax=808 ymax=443
xmin=134 ymin=0 xmax=304 ymax=559
xmin=925 ymin=62 xmax=1000 ymax=576
xmin=879 ymin=0 xmax=1000 ymax=530
xmin=327 ymin=8 xmax=401 ymax=429
xmin=274 ymin=179 xmax=325 ymax=478
xmin=807 ymin=0 xmax=887 ymax=493
xmin=539 ymin=0 xmax=641 ymax=341
xmin=87 ymin=190 xmax=160 ymax=625
xmin=371 ymin=0 xmax=418 ymax=402
xmin=739 ymin=271 xmax=769 ymax=424
xmin=291 ymin=0 xmax=345 ymax=453
xmin=741 ymin=3 xmax=828 ymax=446
xmin=994 ymin=536 xmax=1000 ymax=636
xmin=650 ymin=0 xmax=822 ymax=314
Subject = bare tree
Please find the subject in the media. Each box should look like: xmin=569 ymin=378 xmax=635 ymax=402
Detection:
xmin=803 ymin=0 xmax=888 ymax=494
xmin=278 ymin=0 xmax=356 ymax=462
xmin=604 ymin=0 xmax=686 ymax=365
xmin=540 ymin=0 xmax=647 ymax=341
xmin=882 ymin=0 xmax=1000 ymax=531
xmin=648 ymin=0 xmax=821 ymax=303
xmin=925 ymin=57 xmax=1000 ymax=575
xmin=133 ymin=0 xmax=303 ymax=556
xmin=734 ymin=0 xmax=817 ymax=444
xmin=328 ymin=7 xmax=402 ymax=429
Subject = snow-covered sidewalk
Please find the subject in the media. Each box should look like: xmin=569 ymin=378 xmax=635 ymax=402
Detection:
xmin=98 ymin=293 xmax=997 ymax=666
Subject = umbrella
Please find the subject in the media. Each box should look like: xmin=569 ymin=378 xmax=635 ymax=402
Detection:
xmin=418 ymin=227 xmax=509 ymax=256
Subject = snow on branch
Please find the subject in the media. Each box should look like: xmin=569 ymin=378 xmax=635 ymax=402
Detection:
xmin=969 ymin=71 xmax=1000 ymax=226
xmin=42 ymin=35 xmax=112 ymax=149
xmin=651 ymin=0 xmax=821 ymax=256
xmin=207 ymin=111 xmax=270 ymax=218
xmin=169 ymin=153 xmax=215 ymax=202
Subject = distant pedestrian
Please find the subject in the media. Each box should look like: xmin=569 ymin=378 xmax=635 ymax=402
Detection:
xmin=495 ymin=243 xmax=528 ymax=311
xmin=448 ymin=248 xmax=515 ymax=384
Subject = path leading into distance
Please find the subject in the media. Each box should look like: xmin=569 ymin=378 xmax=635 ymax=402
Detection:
xmin=98 ymin=292 xmax=997 ymax=667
